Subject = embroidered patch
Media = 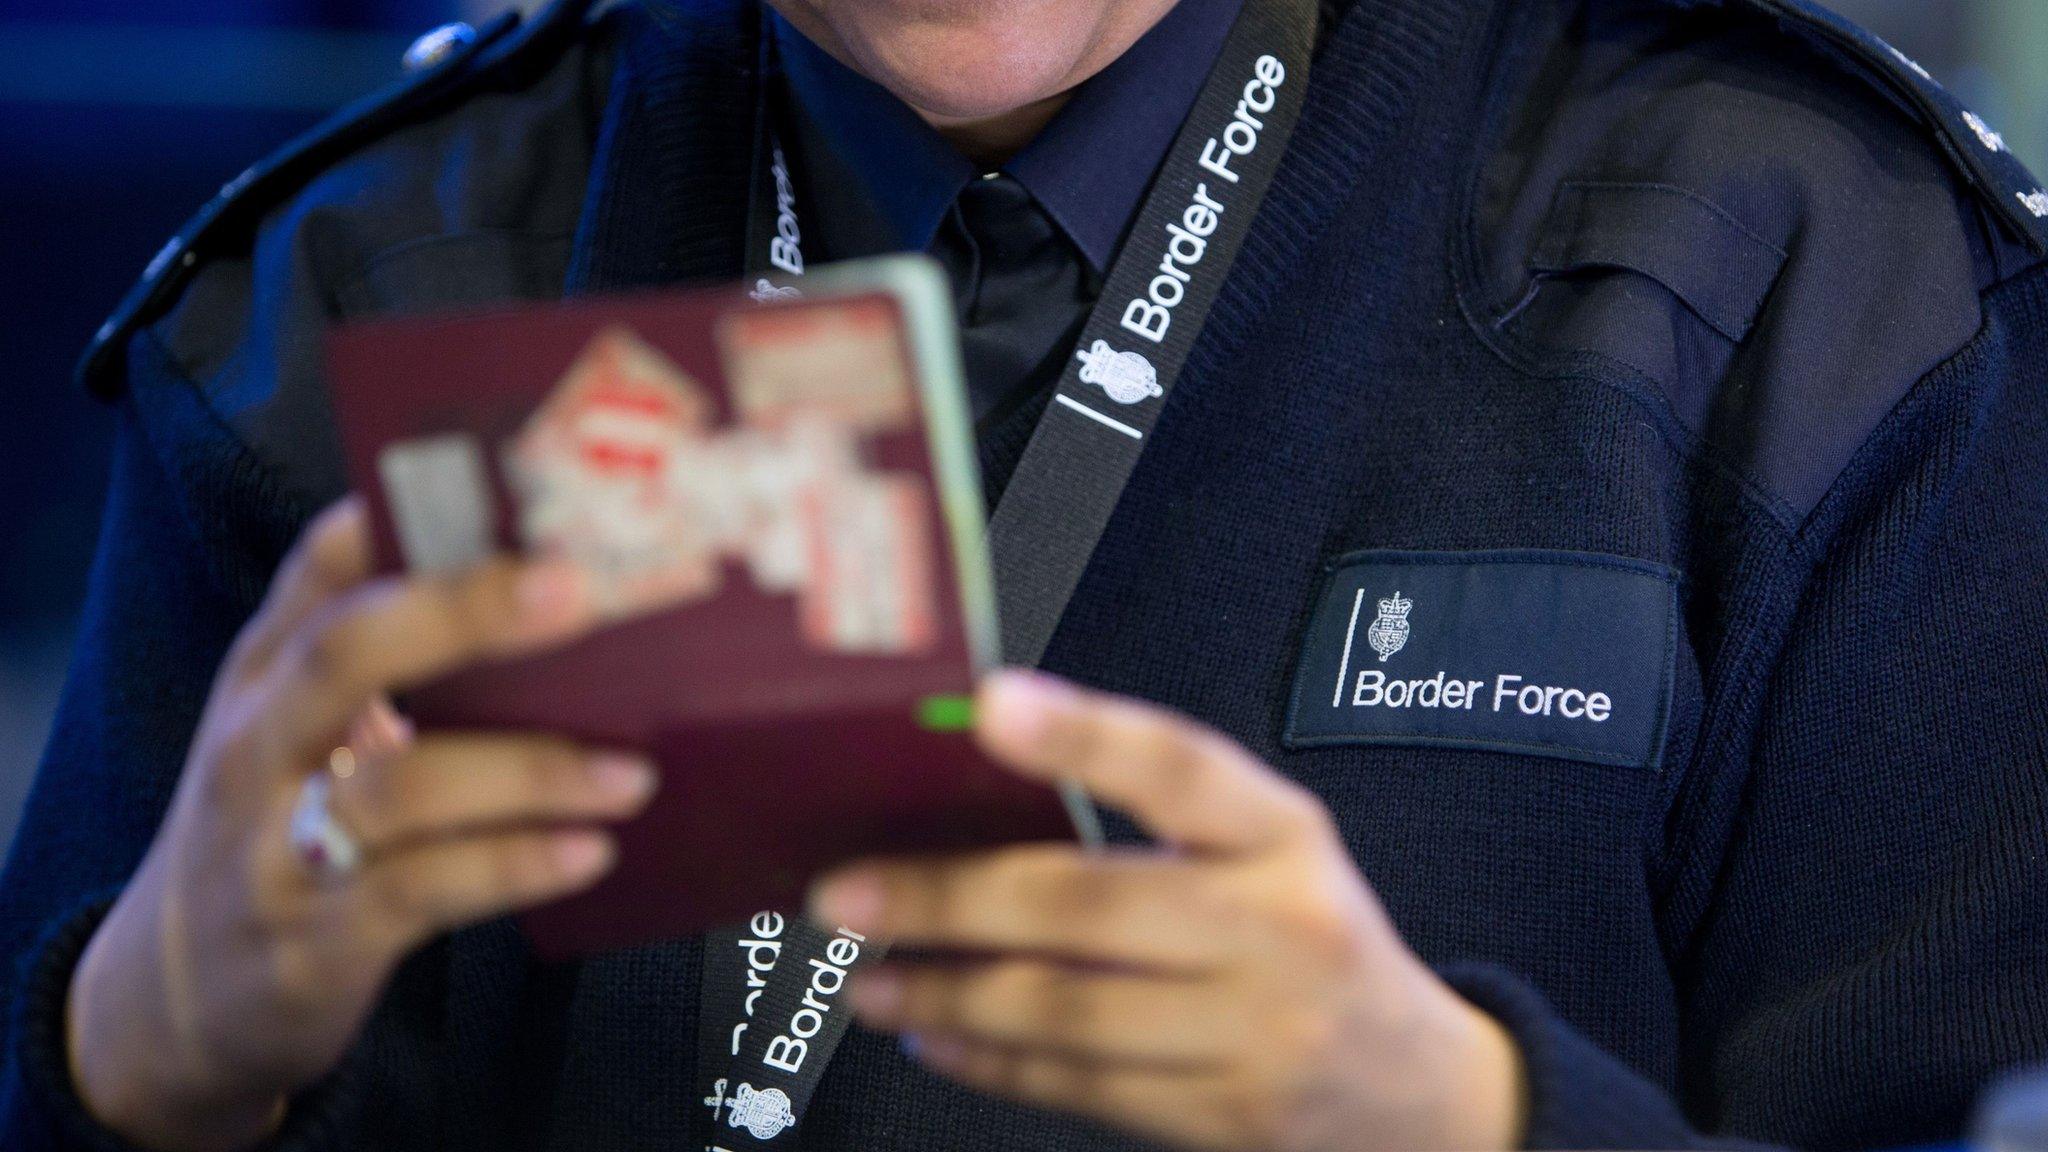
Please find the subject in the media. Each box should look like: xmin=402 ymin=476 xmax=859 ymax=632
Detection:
xmin=1284 ymin=551 xmax=1679 ymax=770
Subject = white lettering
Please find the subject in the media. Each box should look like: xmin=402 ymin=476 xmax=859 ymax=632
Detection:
xmin=726 ymin=912 xmax=786 ymax=1060
xmin=1347 ymin=668 xmax=1608 ymax=722
xmin=1241 ymin=75 xmax=1276 ymax=114
xmin=1198 ymin=137 xmax=1241 ymax=183
xmin=764 ymin=1035 xmax=806 ymax=1073
xmin=1442 ymin=677 xmax=1468 ymax=709
xmin=738 ymin=936 xmax=782 ymax=973
xmin=767 ymin=147 xmax=803 ymax=275
xmin=1493 ymin=675 xmax=1522 ymax=712
xmin=1354 ymin=669 xmax=1384 ymax=707
xmin=1165 ymin=222 xmax=1210 ymax=267
xmin=760 ymin=927 xmax=865 ymax=1075
xmin=1414 ymin=672 xmax=1445 ymax=708
xmin=1122 ymin=298 xmax=1170 ymax=343
xmin=807 ymin=955 xmax=848 ymax=996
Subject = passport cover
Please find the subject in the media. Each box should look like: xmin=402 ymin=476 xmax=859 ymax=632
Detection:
xmin=326 ymin=257 xmax=1077 ymax=957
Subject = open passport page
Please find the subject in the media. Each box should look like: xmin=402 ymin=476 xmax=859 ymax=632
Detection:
xmin=327 ymin=256 xmax=1091 ymax=956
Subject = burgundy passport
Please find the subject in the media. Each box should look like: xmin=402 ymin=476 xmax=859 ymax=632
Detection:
xmin=325 ymin=258 xmax=1076 ymax=957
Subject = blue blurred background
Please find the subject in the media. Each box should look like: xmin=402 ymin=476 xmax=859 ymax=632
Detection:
xmin=0 ymin=0 xmax=2044 ymax=860
xmin=0 ymin=0 xmax=534 ymax=851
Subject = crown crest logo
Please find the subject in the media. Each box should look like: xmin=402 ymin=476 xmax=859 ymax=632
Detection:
xmin=1366 ymin=591 xmax=1413 ymax=662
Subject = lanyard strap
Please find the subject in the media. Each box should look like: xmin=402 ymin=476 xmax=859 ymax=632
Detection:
xmin=741 ymin=6 xmax=811 ymax=306
xmin=706 ymin=1 xmax=1318 ymax=1143
xmin=984 ymin=0 xmax=1316 ymax=665
xmin=744 ymin=2 xmax=1317 ymax=663
xmin=695 ymin=913 xmax=878 ymax=1149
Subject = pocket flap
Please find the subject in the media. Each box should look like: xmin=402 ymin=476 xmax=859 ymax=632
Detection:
xmin=1531 ymin=181 xmax=1788 ymax=342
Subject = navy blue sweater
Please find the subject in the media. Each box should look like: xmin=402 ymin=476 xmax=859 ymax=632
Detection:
xmin=4 ymin=0 xmax=2046 ymax=1149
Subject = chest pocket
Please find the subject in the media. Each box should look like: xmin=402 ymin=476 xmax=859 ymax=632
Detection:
xmin=1500 ymin=180 xmax=1789 ymax=393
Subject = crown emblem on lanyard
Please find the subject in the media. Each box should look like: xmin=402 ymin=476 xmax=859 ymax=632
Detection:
xmin=1075 ymin=340 xmax=1164 ymax=405
xmin=749 ymin=278 xmax=802 ymax=303
xmin=1367 ymin=592 xmax=1413 ymax=662
xmin=704 ymin=1078 xmax=799 ymax=1141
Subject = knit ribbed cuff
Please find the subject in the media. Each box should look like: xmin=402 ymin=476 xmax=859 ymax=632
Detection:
xmin=9 ymin=896 xmax=360 ymax=1151
xmin=1438 ymin=960 xmax=1703 ymax=1150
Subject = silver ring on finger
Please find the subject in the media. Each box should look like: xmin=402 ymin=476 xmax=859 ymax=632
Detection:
xmin=289 ymin=755 xmax=363 ymax=882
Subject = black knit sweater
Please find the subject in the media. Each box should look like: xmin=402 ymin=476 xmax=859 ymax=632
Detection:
xmin=3 ymin=0 xmax=2045 ymax=1148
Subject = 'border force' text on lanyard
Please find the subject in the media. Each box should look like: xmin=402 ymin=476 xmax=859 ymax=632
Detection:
xmin=701 ymin=1 xmax=1318 ymax=1145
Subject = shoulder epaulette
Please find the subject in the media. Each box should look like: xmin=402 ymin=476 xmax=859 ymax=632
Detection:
xmin=77 ymin=0 xmax=601 ymax=398
xmin=1662 ymin=0 xmax=2048 ymax=256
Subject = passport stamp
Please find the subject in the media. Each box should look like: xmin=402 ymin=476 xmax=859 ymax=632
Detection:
xmin=495 ymin=308 xmax=939 ymax=655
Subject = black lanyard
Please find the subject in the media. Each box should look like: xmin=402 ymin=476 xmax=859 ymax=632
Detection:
xmin=699 ymin=0 xmax=1317 ymax=1144
xmin=694 ymin=913 xmax=875 ymax=1149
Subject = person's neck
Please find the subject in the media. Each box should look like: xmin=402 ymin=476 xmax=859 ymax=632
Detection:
xmin=918 ymin=92 xmax=1074 ymax=170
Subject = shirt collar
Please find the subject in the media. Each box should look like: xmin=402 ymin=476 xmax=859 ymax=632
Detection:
xmin=1010 ymin=0 xmax=1244 ymax=269
xmin=770 ymin=0 xmax=1245 ymax=272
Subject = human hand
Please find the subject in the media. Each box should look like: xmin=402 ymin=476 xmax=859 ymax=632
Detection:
xmin=812 ymin=670 xmax=1524 ymax=1152
xmin=66 ymin=499 xmax=657 ymax=1151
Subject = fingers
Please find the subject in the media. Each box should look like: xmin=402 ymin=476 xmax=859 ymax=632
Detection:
xmin=328 ymin=735 xmax=657 ymax=854
xmin=973 ymin=671 xmax=1328 ymax=854
xmin=227 ymin=499 xmax=375 ymax=680
xmin=811 ymin=845 xmax=1231 ymax=970
xmin=351 ymin=827 xmax=617 ymax=949
xmin=850 ymin=960 xmax=1231 ymax=1065
xmin=269 ymin=556 xmax=597 ymax=756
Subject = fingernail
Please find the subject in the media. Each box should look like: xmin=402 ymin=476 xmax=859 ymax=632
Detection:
xmin=847 ymin=970 xmax=903 ymax=1017
xmin=809 ymin=872 xmax=885 ymax=934
xmin=381 ymin=708 xmax=417 ymax=750
xmin=554 ymin=833 xmax=615 ymax=880
xmin=360 ymin=699 xmax=415 ymax=759
xmin=586 ymin=753 xmax=659 ymax=802
xmin=980 ymin=669 xmax=1070 ymax=750
xmin=516 ymin=562 xmax=588 ymax=627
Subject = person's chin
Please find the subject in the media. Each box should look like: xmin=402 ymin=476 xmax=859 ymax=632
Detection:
xmin=768 ymin=0 xmax=1167 ymax=122
xmin=843 ymin=22 xmax=1095 ymax=122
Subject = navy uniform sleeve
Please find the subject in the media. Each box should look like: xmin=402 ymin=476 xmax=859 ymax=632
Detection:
xmin=1667 ymin=260 xmax=2048 ymax=1146
xmin=0 ymin=6 xmax=607 ymax=1141
xmin=1448 ymin=1 xmax=2048 ymax=1143
xmin=1438 ymin=260 xmax=2048 ymax=1150
xmin=0 ymin=400 xmax=362 ymax=1147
